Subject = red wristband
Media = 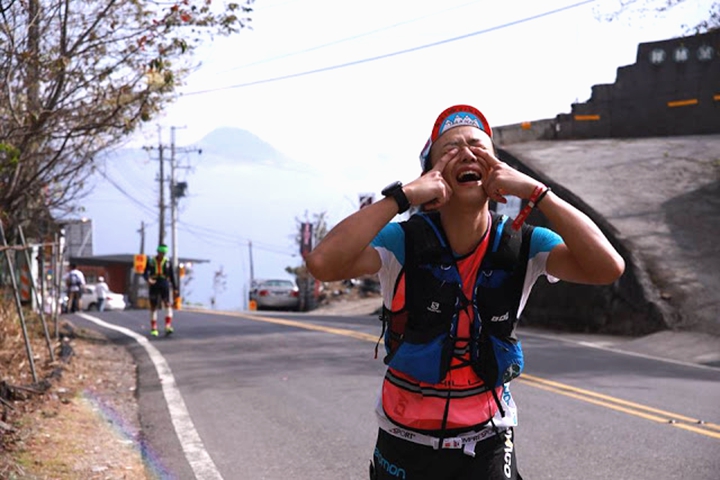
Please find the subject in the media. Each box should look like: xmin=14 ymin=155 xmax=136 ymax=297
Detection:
xmin=511 ymin=185 xmax=546 ymax=231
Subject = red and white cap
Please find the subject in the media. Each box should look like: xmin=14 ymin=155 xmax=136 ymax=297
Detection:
xmin=419 ymin=104 xmax=492 ymax=171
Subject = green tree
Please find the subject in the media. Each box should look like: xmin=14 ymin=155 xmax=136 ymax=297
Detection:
xmin=0 ymin=0 xmax=254 ymax=237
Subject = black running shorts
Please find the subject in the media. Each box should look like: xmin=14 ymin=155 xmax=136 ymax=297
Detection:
xmin=149 ymin=285 xmax=170 ymax=309
xmin=369 ymin=427 xmax=523 ymax=480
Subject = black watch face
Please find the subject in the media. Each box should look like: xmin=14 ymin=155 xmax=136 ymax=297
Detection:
xmin=382 ymin=181 xmax=402 ymax=196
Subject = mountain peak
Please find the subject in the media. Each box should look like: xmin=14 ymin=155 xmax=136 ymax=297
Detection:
xmin=197 ymin=127 xmax=291 ymax=166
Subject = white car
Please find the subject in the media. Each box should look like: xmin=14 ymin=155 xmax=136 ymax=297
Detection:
xmin=81 ymin=285 xmax=127 ymax=311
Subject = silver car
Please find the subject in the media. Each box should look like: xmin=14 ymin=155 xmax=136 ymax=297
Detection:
xmin=252 ymin=279 xmax=300 ymax=311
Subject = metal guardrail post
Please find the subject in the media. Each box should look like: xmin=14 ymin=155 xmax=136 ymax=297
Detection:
xmin=18 ymin=226 xmax=55 ymax=362
xmin=0 ymin=222 xmax=38 ymax=383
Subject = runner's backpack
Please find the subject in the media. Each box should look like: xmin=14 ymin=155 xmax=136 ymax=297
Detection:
xmin=66 ymin=271 xmax=81 ymax=288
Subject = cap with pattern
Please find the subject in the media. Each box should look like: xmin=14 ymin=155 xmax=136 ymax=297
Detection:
xmin=419 ymin=105 xmax=492 ymax=171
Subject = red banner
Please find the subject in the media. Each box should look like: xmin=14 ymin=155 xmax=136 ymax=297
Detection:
xmin=300 ymin=222 xmax=313 ymax=257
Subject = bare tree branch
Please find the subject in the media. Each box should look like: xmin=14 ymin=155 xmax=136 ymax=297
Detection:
xmin=0 ymin=0 xmax=255 ymax=237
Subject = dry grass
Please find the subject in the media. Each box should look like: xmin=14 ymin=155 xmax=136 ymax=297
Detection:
xmin=0 ymin=298 xmax=149 ymax=479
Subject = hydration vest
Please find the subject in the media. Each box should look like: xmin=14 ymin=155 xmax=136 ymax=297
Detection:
xmin=149 ymin=256 xmax=169 ymax=280
xmin=377 ymin=211 xmax=534 ymax=431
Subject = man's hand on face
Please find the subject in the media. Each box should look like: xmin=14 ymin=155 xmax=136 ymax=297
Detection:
xmin=471 ymin=147 xmax=542 ymax=203
xmin=404 ymin=148 xmax=457 ymax=211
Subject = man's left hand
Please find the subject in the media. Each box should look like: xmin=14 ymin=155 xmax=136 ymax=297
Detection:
xmin=471 ymin=147 xmax=542 ymax=203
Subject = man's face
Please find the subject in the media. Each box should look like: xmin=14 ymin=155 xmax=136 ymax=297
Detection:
xmin=429 ymin=126 xmax=494 ymax=202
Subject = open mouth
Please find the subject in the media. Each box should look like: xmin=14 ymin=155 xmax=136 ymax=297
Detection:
xmin=456 ymin=170 xmax=482 ymax=183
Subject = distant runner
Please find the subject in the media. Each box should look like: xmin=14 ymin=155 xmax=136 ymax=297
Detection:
xmin=143 ymin=244 xmax=178 ymax=337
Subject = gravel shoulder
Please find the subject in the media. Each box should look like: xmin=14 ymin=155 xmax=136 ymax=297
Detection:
xmin=1 ymin=322 xmax=149 ymax=480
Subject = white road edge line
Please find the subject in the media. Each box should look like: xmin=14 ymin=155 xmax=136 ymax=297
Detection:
xmin=77 ymin=313 xmax=223 ymax=480
xmin=521 ymin=329 xmax=720 ymax=372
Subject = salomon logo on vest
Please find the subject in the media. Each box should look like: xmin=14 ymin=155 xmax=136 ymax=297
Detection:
xmin=374 ymin=448 xmax=407 ymax=479
xmin=427 ymin=302 xmax=441 ymax=314
xmin=503 ymin=429 xmax=514 ymax=478
xmin=490 ymin=312 xmax=510 ymax=322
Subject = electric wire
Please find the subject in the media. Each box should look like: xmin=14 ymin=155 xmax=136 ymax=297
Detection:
xmin=97 ymin=164 xmax=297 ymax=257
xmin=184 ymin=0 xmax=597 ymax=96
xmin=218 ymin=0 xmax=484 ymax=74
xmin=177 ymin=220 xmax=297 ymax=256
xmin=105 ymin=159 xmax=157 ymax=206
xmin=95 ymin=168 xmax=157 ymax=218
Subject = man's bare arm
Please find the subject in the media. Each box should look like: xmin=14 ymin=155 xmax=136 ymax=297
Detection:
xmin=305 ymin=198 xmax=398 ymax=281
xmin=538 ymin=192 xmax=625 ymax=285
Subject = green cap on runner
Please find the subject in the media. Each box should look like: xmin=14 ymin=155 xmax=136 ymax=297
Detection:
xmin=157 ymin=244 xmax=169 ymax=254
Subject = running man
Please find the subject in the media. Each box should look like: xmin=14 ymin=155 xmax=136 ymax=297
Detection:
xmin=143 ymin=244 xmax=178 ymax=337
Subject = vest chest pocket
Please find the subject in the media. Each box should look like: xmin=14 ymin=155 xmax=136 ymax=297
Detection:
xmin=474 ymin=334 xmax=524 ymax=388
xmin=386 ymin=264 xmax=459 ymax=384
xmin=387 ymin=332 xmax=454 ymax=384
xmin=404 ymin=263 xmax=458 ymax=342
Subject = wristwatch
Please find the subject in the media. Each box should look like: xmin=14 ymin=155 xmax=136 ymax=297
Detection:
xmin=382 ymin=181 xmax=411 ymax=214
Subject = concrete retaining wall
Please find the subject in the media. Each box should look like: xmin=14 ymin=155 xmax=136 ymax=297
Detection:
xmin=497 ymin=148 xmax=669 ymax=336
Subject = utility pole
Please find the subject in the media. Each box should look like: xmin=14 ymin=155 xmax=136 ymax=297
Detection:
xmin=158 ymin=126 xmax=166 ymax=247
xmin=171 ymin=126 xmax=179 ymax=275
xmin=167 ymin=126 xmax=200 ymax=308
xmin=247 ymin=240 xmax=255 ymax=310
xmin=131 ymin=220 xmax=146 ymax=308
xmin=139 ymin=221 xmax=146 ymax=254
xmin=169 ymin=125 xmax=192 ymax=276
xmin=248 ymin=240 xmax=255 ymax=287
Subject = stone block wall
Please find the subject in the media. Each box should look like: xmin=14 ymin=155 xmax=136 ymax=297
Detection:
xmin=556 ymin=30 xmax=720 ymax=139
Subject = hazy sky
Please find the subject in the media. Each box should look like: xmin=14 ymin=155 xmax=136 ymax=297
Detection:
xmin=84 ymin=0 xmax=714 ymax=309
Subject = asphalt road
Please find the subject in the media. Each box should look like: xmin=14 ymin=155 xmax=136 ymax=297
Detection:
xmin=72 ymin=309 xmax=720 ymax=480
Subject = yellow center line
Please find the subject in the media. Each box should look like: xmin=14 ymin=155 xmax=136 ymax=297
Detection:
xmin=187 ymin=308 xmax=380 ymax=343
xmin=189 ymin=309 xmax=719 ymax=439
xmin=521 ymin=374 xmax=720 ymax=431
xmin=518 ymin=377 xmax=720 ymax=440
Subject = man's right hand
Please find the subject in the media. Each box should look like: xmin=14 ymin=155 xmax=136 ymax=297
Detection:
xmin=147 ymin=278 xmax=156 ymax=285
xmin=404 ymin=148 xmax=456 ymax=210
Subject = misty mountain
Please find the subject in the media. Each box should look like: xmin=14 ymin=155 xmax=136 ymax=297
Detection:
xmin=81 ymin=127 xmax=352 ymax=311
xmin=195 ymin=127 xmax=295 ymax=167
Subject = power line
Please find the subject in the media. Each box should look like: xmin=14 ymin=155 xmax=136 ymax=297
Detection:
xmin=96 ymin=162 xmax=297 ymax=257
xmin=95 ymin=169 xmax=156 ymax=218
xmin=177 ymin=220 xmax=297 ymax=256
xmin=218 ymin=0 xmax=484 ymax=74
xmin=184 ymin=0 xmax=597 ymax=96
